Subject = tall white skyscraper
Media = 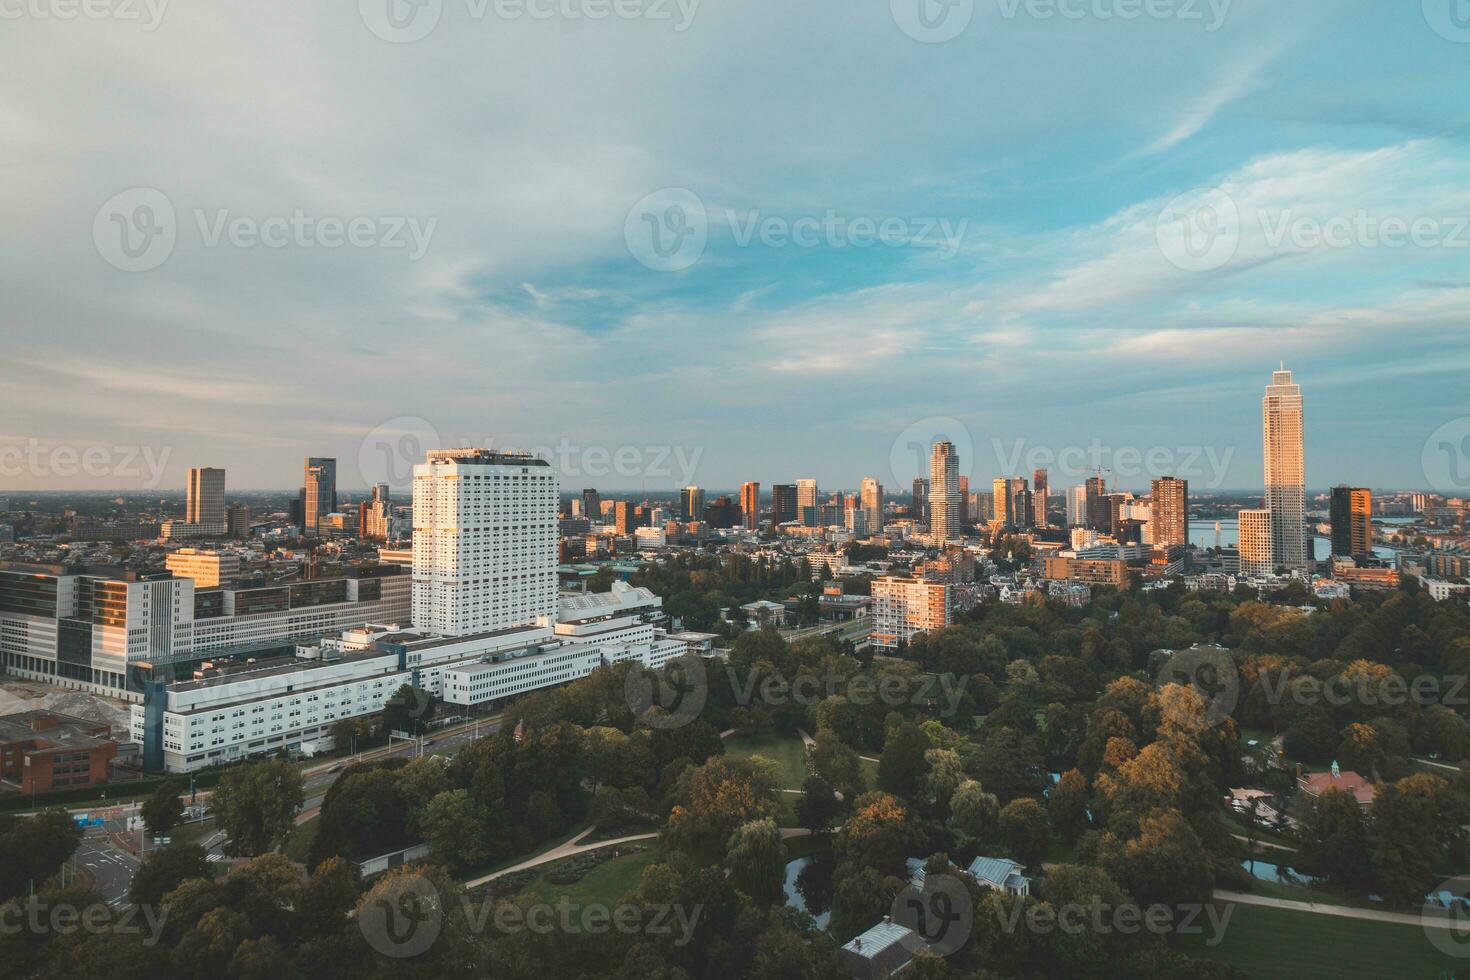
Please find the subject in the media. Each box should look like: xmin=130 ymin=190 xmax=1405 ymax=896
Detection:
xmin=186 ymin=467 xmax=226 ymax=525
xmin=1066 ymin=485 xmax=1088 ymax=527
xmin=796 ymin=479 xmax=819 ymax=527
xmin=412 ymin=448 xmax=559 ymax=636
xmin=1263 ymin=366 xmax=1307 ymax=570
xmin=928 ymin=441 xmax=960 ymax=543
xmin=860 ymin=477 xmax=884 ymax=534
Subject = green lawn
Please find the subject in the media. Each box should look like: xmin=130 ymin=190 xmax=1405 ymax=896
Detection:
xmin=723 ymin=732 xmax=810 ymax=790
xmin=517 ymin=846 xmax=662 ymax=906
xmin=1185 ymin=902 xmax=1465 ymax=978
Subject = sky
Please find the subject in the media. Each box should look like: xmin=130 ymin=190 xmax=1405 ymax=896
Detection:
xmin=3 ymin=0 xmax=1470 ymax=496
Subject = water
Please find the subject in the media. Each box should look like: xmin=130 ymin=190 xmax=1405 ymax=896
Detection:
xmin=1190 ymin=520 xmax=1395 ymax=561
xmin=1240 ymin=858 xmax=1324 ymax=887
xmin=784 ymin=855 xmax=833 ymax=929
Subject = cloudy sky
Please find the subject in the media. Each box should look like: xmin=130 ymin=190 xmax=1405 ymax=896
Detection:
xmin=3 ymin=0 xmax=1469 ymax=495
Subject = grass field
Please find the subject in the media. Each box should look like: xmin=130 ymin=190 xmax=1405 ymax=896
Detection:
xmin=516 ymin=846 xmax=662 ymax=906
xmin=723 ymin=733 xmax=810 ymax=789
xmin=1185 ymin=902 xmax=1464 ymax=978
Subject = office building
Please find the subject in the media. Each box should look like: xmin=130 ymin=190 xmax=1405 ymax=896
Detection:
xmin=703 ymin=495 xmax=740 ymax=529
xmin=1032 ymin=469 xmax=1049 ymax=527
xmin=1263 ymin=366 xmax=1308 ymax=570
xmin=796 ymin=479 xmax=820 ymax=526
xmin=1330 ymin=486 xmax=1372 ymax=558
xmin=871 ymin=576 xmax=952 ymax=651
xmin=303 ymin=457 xmax=337 ymax=534
xmin=1043 ymin=556 xmax=1129 ymax=588
xmin=681 ymin=486 xmax=705 ymax=523
xmin=929 ymin=441 xmax=961 ymax=542
xmin=165 ymin=549 xmax=240 ymax=588
xmin=860 ymin=477 xmax=884 ymax=534
xmin=613 ymin=499 xmax=636 ymax=535
xmin=226 ymin=502 xmax=251 ymax=540
xmin=412 ymin=449 xmax=559 ymax=637
xmin=0 ymin=711 xmax=118 ymax=794
xmin=1085 ymin=476 xmax=1109 ymax=531
xmin=581 ymin=489 xmax=602 ymax=523
xmin=958 ymin=475 xmax=970 ymax=523
xmin=1238 ymin=508 xmax=1273 ymax=577
xmin=186 ymin=467 xmax=226 ymax=526
xmin=360 ymin=483 xmax=392 ymax=541
xmin=911 ymin=478 xmax=928 ymax=525
xmin=771 ymin=484 xmax=798 ymax=526
xmin=992 ymin=477 xmax=1026 ymax=528
xmin=1066 ymin=485 xmax=1087 ymax=527
xmin=740 ymin=481 xmax=760 ymax=531
xmin=1150 ymin=478 xmax=1188 ymax=550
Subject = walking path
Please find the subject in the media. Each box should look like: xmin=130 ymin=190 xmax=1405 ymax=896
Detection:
xmin=463 ymin=827 xmax=659 ymax=889
xmin=1231 ymin=833 xmax=1299 ymax=853
xmin=1214 ymin=890 xmax=1470 ymax=930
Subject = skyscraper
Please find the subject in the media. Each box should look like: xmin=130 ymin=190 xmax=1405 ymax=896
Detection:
xmin=796 ymin=479 xmax=819 ymax=526
xmin=1084 ymin=475 xmax=1108 ymax=531
xmin=929 ymin=441 xmax=960 ymax=542
xmin=681 ymin=486 xmax=705 ymax=522
xmin=614 ymin=499 xmax=636 ymax=535
xmin=303 ymin=458 xmax=337 ymax=534
xmin=911 ymin=478 xmax=929 ymax=525
xmin=1032 ymin=469 xmax=1049 ymax=527
xmin=1238 ymin=508 xmax=1273 ymax=578
xmin=186 ymin=467 xmax=226 ymax=526
xmin=1150 ymin=477 xmax=1188 ymax=550
xmin=771 ymin=484 xmax=798 ymax=526
xmin=860 ymin=477 xmax=884 ymax=534
xmin=1066 ymin=485 xmax=1087 ymax=527
xmin=992 ymin=477 xmax=1025 ymax=528
xmin=412 ymin=449 xmax=559 ymax=636
xmin=1330 ymin=486 xmax=1372 ymax=558
xmin=740 ymin=481 xmax=760 ymax=531
xmin=958 ymin=475 xmax=970 ymax=524
xmin=581 ymin=489 xmax=602 ymax=523
xmin=1263 ymin=366 xmax=1307 ymax=570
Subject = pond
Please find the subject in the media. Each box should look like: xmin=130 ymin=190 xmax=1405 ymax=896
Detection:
xmin=783 ymin=854 xmax=835 ymax=929
xmin=1240 ymin=858 xmax=1324 ymax=887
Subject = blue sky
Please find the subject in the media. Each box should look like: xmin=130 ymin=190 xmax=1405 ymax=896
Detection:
xmin=2 ymin=0 xmax=1469 ymax=494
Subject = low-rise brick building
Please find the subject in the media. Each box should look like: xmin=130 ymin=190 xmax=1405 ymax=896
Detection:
xmin=0 ymin=710 xmax=118 ymax=794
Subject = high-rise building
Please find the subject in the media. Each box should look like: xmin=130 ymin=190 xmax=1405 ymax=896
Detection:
xmin=1150 ymin=477 xmax=1188 ymax=549
xmin=1084 ymin=476 xmax=1109 ymax=531
xmin=1013 ymin=488 xmax=1034 ymax=530
xmin=1066 ymin=485 xmax=1087 ymax=527
xmin=844 ymin=494 xmax=867 ymax=536
xmin=303 ymin=458 xmax=337 ymax=534
xmin=992 ymin=477 xmax=1026 ymax=528
xmin=860 ymin=477 xmax=884 ymax=534
xmin=796 ymin=479 xmax=819 ymax=526
xmin=911 ymin=478 xmax=928 ymax=525
xmin=1330 ymin=486 xmax=1372 ymax=558
xmin=704 ymin=495 xmax=740 ymax=528
xmin=740 ymin=481 xmax=760 ymax=531
xmin=1263 ymin=366 xmax=1307 ymax=570
xmin=226 ymin=502 xmax=251 ymax=540
xmin=1239 ymin=508 xmax=1273 ymax=578
xmin=614 ymin=499 xmax=636 ymax=535
xmin=1032 ymin=469 xmax=1049 ymax=527
xmin=929 ymin=441 xmax=960 ymax=542
xmin=771 ymin=484 xmax=798 ymax=526
xmin=958 ymin=476 xmax=970 ymax=524
xmin=186 ymin=467 xmax=226 ymax=526
xmin=412 ymin=449 xmax=559 ymax=636
xmin=581 ymin=489 xmax=602 ymax=524
xmin=681 ymin=486 xmax=705 ymax=522
xmin=871 ymin=576 xmax=952 ymax=651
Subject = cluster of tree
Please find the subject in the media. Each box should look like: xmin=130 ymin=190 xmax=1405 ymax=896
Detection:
xmin=0 ymin=810 xmax=81 ymax=903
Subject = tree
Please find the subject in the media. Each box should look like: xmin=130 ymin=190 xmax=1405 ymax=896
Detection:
xmin=725 ymin=818 xmax=785 ymax=904
xmin=837 ymin=792 xmax=913 ymax=876
xmin=1097 ymin=810 xmax=1213 ymax=909
xmin=141 ymin=780 xmax=184 ymax=837
xmin=997 ymin=798 xmax=1051 ymax=869
xmin=0 ymin=810 xmax=82 ymax=902
xmin=810 ymin=729 xmax=865 ymax=799
xmin=878 ymin=720 xmax=930 ymax=803
xmin=210 ymin=759 xmax=304 ymax=856
xmin=1299 ymin=788 xmax=1371 ymax=890
xmin=795 ymin=775 xmax=841 ymax=834
xmin=950 ymin=780 xmax=1000 ymax=842
xmin=130 ymin=844 xmax=210 ymax=907
xmin=419 ymin=789 xmax=490 ymax=872
xmin=1048 ymin=769 xmax=1089 ymax=844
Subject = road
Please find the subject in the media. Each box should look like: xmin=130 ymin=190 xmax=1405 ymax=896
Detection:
xmin=72 ymin=829 xmax=139 ymax=907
